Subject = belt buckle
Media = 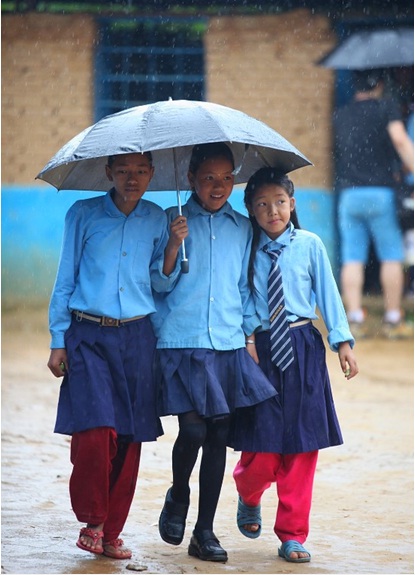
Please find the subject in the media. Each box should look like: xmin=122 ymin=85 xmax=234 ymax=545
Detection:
xmin=101 ymin=316 xmax=120 ymax=327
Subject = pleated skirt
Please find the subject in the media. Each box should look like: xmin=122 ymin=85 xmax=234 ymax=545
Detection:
xmin=54 ymin=315 xmax=163 ymax=442
xmin=155 ymin=347 xmax=277 ymax=419
xmin=230 ymin=322 xmax=343 ymax=454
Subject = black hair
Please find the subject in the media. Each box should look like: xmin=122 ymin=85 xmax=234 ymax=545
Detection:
xmin=107 ymin=151 xmax=153 ymax=167
xmin=244 ymin=167 xmax=300 ymax=290
xmin=353 ymin=69 xmax=384 ymax=92
xmin=188 ymin=142 xmax=235 ymax=179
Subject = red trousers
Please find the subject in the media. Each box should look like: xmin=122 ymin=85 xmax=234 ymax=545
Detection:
xmin=69 ymin=427 xmax=141 ymax=542
xmin=233 ymin=451 xmax=318 ymax=544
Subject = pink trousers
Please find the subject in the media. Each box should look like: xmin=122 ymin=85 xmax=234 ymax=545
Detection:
xmin=69 ymin=427 xmax=141 ymax=542
xmin=233 ymin=450 xmax=318 ymax=543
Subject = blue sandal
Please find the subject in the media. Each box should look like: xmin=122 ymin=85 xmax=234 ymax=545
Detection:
xmin=237 ymin=495 xmax=262 ymax=539
xmin=278 ymin=540 xmax=311 ymax=563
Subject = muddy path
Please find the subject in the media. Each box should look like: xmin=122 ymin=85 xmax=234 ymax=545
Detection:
xmin=1 ymin=303 xmax=413 ymax=575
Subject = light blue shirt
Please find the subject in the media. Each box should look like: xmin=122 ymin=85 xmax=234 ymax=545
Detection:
xmin=406 ymin=112 xmax=414 ymax=185
xmin=254 ymin=222 xmax=354 ymax=352
xmin=49 ymin=191 xmax=169 ymax=348
xmin=151 ymin=194 xmax=261 ymax=350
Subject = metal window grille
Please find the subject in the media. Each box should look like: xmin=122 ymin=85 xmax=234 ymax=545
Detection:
xmin=95 ymin=17 xmax=206 ymax=120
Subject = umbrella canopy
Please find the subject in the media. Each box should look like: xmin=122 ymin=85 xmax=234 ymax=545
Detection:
xmin=37 ymin=99 xmax=311 ymax=273
xmin=36 ymin=99 xmax=311 ymax=192
xmin=318 ymin=27 xmax=414 ymax=70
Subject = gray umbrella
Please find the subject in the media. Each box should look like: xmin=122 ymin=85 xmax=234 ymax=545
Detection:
xmin=318 ymin=27 xmax=414 ymax=70
xmin=37 ymin=99 xmax=312 ymax=272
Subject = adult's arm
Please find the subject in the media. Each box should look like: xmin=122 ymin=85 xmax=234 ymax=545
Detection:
xmin=388 ymin=120 xmax=414 ymax=174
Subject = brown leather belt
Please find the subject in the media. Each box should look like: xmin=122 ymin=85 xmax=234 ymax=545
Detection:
xmin=72 ymin=310 xmax=145 ymax=327
xmin=289 ymin=319 xmax=311 ymax=328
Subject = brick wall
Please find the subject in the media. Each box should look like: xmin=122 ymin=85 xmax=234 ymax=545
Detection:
xmin=205 ymin=10 xmax=337 ymax=188
xmin=2 ymin=14 xmax=96 ymax=185
xmin=2 ymin=9 xmax=336 ymax=188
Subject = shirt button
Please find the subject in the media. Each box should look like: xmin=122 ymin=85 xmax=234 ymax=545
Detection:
xmin=210 ymin=297 xmax=214 ymax=302
xmin=122 ymin=251 xmax=127 ymax=256
xmin=120 ymin=287 xmax=124 ymax=292
xmin=212 ymin=235 xmax=216 ymax=240
xmin=209 ymin=327 xmax=212 ymax=332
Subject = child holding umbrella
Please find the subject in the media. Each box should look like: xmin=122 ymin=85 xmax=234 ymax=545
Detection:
xmin=152 ymin=143 xmax=278 ymax=563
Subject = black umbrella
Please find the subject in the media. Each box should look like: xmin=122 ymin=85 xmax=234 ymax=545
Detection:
xmin=318 ymin=27 xmax=414 ymax=70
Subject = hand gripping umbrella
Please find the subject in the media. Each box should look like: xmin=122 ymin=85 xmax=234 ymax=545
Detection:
xmin=37 ymin=99 xmax=312 ymax=272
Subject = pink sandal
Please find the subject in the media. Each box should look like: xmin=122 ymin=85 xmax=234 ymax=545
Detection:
xmin=103 ymin=538 xmax=132 ymax=559
xmin=76 ymin=527 xmax=104 ymax=554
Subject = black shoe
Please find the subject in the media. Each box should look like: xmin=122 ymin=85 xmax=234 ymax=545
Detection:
xmin=158 ymin=487 xmax=189 ymax=546
xmin=188 ymin=529 xmax=228 ymax=562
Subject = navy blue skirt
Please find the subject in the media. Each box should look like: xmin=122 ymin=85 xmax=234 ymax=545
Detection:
xmin=230 ymin=323 xmax=343 ymax=454
xmin=54 ymin=315 xmax=163 ymax=442
xmin=155 ymin=347 xmax=277 ymax=419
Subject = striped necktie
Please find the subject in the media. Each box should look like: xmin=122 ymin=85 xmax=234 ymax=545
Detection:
xmin=263 ymin=238 xmax=294 ymax=371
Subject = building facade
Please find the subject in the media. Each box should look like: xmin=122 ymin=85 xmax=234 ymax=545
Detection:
xmin=1 ymin=5 xmax=413 ymax=302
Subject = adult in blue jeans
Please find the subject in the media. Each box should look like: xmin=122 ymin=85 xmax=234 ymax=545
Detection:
xmin=333 ymin=69 xmax=414 ymax=339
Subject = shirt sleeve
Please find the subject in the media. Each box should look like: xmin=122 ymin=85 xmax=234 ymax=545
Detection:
xmin=150 ymin=206 xmax=183 ymax=293
xmin=149 ymin=208 xmax=182 ymax=292
xmin=49 ymin=202 xmax=84 ymax=349
xmin=311 ymin=236 xmax=355 ymax=351
xmin=151 ymin=253 xmax=182 ymax=292
xmin=239 ymin=225 xmax=262 ymax=335
xmin=382 ymin=96 xmax=403 ymax=124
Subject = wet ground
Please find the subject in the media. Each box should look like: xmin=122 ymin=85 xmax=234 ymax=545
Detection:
xmin=1 ymin=301 xmax=414 ymax=575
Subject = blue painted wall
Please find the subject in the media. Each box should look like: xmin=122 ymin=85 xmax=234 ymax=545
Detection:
xmin=1 ymin=185 xmax=337 ymax=303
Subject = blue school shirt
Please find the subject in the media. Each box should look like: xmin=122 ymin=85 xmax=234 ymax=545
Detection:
xmin=254 ymin=222 xmax=354 ymax=352
xmin=49 ymin=191 xmax=169 ymax=349
xmin=152 ymin=194 xmax=261 ymax=350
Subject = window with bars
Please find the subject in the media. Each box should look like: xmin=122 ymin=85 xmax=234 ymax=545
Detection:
xmin=95 ymin=17 xmax=206 ymax=120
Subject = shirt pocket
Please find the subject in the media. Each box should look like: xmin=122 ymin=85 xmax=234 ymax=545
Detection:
xmin=132 ymin=238 xmax=157 ymax=284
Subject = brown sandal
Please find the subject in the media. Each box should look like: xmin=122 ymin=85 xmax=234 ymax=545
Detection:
xmin=103 ymin=538 xmax=132 ymax=559
xmin=76 ymin=527 xmax=104 ymax=554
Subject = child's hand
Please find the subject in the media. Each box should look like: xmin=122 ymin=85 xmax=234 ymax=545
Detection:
xmin=163 ymin=216 xmax=189 ymax=276
xmin=245 ymin=341 xmax=259 ymax=364
xmin=338 ymin=342 xmax=358 ymax=380
xmin=47 ymin=348 xmax=68 ymax=378
xmin=168 ymin=215 xmax=188 ymax=250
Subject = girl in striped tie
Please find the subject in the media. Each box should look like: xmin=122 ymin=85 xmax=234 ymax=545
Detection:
xmin=231 ymin=167 xmax=358 ymax=563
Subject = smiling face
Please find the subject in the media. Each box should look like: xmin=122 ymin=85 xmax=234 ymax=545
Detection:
xmin=188 ymin=155 xmax=235 ymax=213
xmin=249 ymin=184 xmax=295 ymax=240
xmin=105 ymin=153 xmax=154 ymax=214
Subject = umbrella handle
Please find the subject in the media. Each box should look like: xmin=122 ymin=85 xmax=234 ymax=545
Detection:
xmin=174 ymin=151 xmax=189 ymax=274
xmin=175 ymin=188 xmax=189 ymax=274
xmin=180 ymin=258 xmax=189 ymax=274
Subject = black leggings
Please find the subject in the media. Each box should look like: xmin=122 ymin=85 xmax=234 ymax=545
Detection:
xmin=171 ymin=410 xmax=231 ymax=533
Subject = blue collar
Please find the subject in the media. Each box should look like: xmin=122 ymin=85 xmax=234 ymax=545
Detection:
xmin=104 ymin=188 xmax=152 ymax=218
xmin=259 ymin=221 xmax=295 ymax=251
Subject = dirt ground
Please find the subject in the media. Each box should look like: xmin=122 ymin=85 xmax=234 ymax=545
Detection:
xmin=1 ymin=300 xmax=414 ymax=575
